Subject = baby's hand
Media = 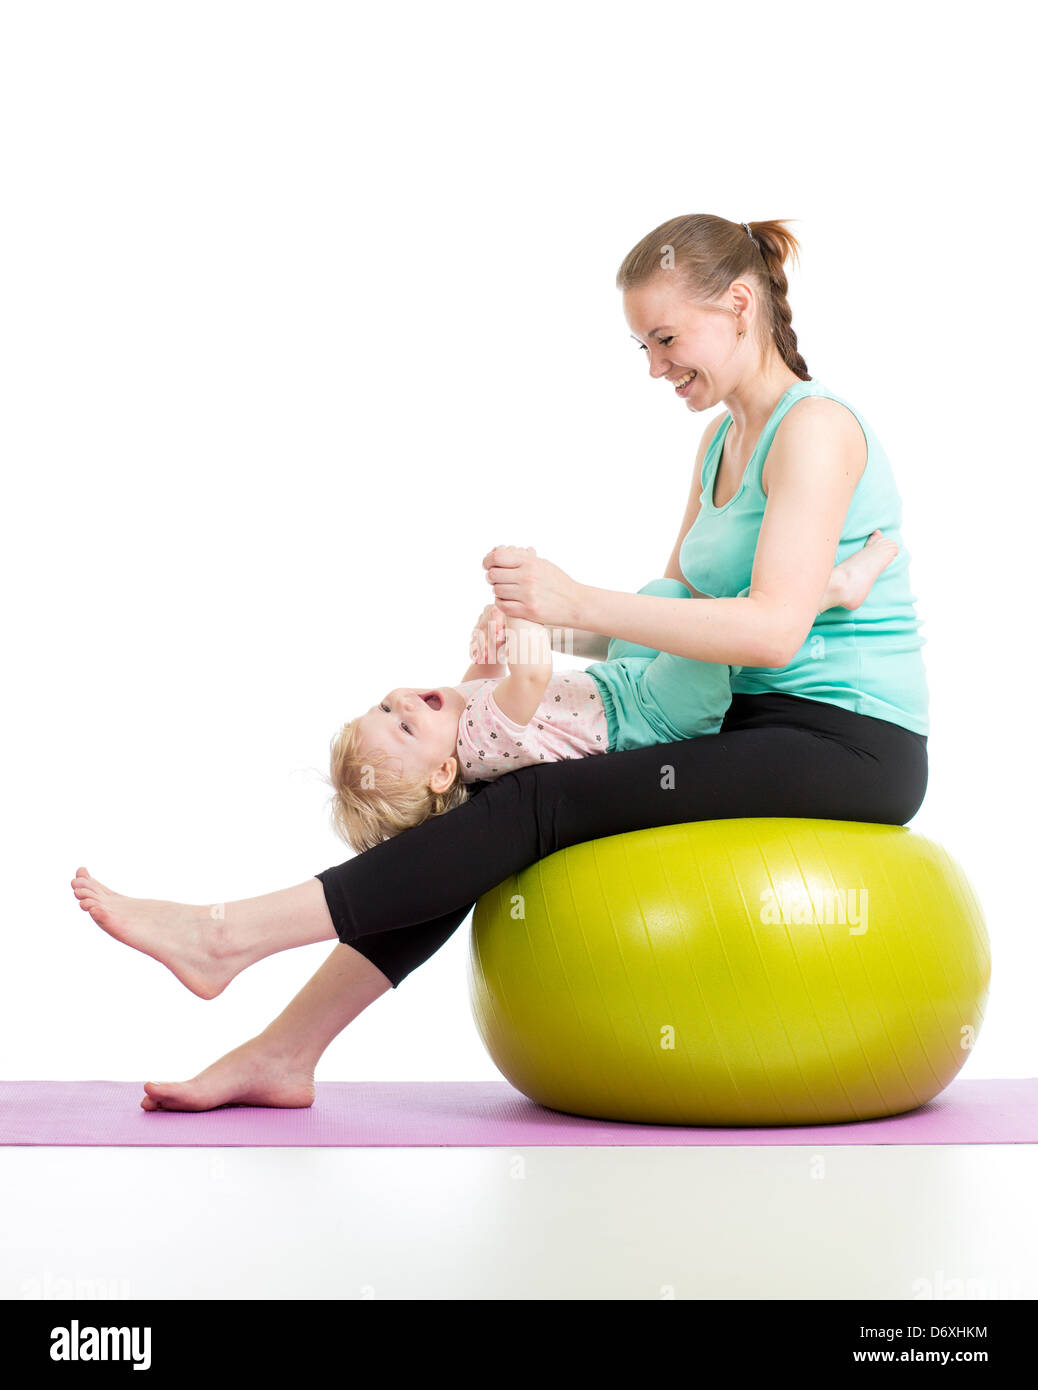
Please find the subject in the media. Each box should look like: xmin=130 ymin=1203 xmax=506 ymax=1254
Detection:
xmin=469 ymin=604 xmax=507 ymax=665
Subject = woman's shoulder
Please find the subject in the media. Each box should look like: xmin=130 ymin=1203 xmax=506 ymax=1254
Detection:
xmin=785 ymin=380 xmax=875 ymax=440
xmin=777 ymin=384 xmax=871 ymax=461
xmin=763 ymin=387 xmax=869 ymax=495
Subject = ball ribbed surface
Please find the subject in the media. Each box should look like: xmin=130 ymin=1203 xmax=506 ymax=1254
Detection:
xmin=468 ymin=818 xmax=991 ymax=1126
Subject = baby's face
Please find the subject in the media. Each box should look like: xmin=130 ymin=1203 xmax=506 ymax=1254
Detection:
xmin=355 ymin=686 xmax=469 ymax=787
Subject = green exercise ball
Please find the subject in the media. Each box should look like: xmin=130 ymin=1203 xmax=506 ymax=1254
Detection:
xmin=468 ymin=818 xmax=990 ymax=1126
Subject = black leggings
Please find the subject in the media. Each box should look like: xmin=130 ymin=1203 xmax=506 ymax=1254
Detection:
xmin=315 ymin=692 xmax=928 ymax=987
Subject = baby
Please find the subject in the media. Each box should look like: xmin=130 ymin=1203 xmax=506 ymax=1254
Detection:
xmin=329 ymin=531 xmax=898 ymax=852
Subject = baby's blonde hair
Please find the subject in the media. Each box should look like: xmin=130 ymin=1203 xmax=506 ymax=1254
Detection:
xmin=327 ymin=717 xmax=469 ymax=852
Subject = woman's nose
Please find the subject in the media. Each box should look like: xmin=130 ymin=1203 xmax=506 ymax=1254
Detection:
xmin=648 ymin=352 xmax=671 ymax=380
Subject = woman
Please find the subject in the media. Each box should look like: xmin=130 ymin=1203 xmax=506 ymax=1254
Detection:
xmin=70 ymin=214 xmax=928 ymax=1112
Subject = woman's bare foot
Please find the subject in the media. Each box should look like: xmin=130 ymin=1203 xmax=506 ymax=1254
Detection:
xmin=141 ymin=1034 xmax=316 ymax=1111
xmin=70 ymin=867 xmax=243 ymax=1000
xmin=827 ymin=530 xmax=899 ymax=610
xmin=141 ymin=1039 xmax=316 ymax=1112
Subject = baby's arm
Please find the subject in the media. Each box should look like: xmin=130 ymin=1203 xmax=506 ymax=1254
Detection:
xmin=491 ymin=615 xmax=553 ymax=726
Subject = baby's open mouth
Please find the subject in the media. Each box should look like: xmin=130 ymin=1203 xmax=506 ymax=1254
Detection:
xmin=421 ymin=692 xmax=443 ymax=711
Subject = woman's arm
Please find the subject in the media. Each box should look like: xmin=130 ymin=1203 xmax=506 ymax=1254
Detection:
xmin=584 ymin=399 xmax=866 ymax=664
xmin=548 ymin=625 xmax=610 ymax=660
xmin=485 ymin=399 xmax=867 ymax=668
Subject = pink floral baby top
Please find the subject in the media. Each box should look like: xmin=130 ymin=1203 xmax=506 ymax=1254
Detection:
xmin=454 ymin=675 xmax=610 ymax=783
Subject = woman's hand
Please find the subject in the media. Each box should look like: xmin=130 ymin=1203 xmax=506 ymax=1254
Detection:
xmin=482 ymin=544 xmax=587 ymax=629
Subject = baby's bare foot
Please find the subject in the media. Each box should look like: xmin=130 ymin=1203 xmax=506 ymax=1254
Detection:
xmin=69 ymin=867 xmax=240 ymax=1000
xmin=831 ymin=529 xmax=899 ymax=610
xmin=140 ymin=1035 xmax=316 ymax=1112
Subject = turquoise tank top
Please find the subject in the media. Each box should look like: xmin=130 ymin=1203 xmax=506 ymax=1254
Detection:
xmin=678 ymin=379 xmax=929 ymax=735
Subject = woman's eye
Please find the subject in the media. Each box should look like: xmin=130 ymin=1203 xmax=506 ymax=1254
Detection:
xmin=637 ymin=336 xmax=674 ymax=351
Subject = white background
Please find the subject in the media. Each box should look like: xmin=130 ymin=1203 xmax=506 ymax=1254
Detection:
xmin=2 ymin=0 xmax=1032 ymax=1088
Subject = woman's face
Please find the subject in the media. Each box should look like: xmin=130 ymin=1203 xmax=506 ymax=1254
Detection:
xmin=624 ymin=273 xmax=750 ymax=412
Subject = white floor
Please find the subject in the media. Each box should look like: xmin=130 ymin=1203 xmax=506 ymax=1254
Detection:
xmin=1 ymin=1144 xmax=1035 ymax=1301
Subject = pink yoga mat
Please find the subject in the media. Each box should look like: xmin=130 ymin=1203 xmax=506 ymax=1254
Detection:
xmin=0 ymin=1078 xmax=1034 ymax=1146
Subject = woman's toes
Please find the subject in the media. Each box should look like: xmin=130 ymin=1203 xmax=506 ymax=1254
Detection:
xmin=141 ymin=1080 xmax=208 ymax=1112
xmin=75 ymin=870 xmax=108 ymax=894
xmin=76 ymin=895 xmax=110 ymax=928
xmin=142 ymin=1082 xmax=175 ymax=1108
